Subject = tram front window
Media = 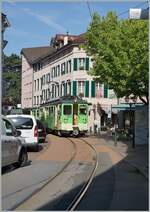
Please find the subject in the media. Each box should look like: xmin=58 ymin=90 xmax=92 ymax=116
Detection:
xmin=79 ymin=107 xmax=87 ymax=115
xmin=64 ymin=105 xmax=72 ymax=115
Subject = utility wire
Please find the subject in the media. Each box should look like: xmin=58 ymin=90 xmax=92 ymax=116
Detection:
xmin=86 ymin=1 xmax=92 ymax=18
xmin=117 ymin=1 xmax=148 ymax=17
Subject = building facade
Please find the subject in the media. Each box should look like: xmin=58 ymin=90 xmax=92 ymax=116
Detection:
xmin=21 ymin=34 xmax=118 ymax=132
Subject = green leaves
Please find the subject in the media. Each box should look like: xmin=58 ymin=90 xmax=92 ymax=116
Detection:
xmin=3 ymin=54 xmax=21 ymax=105
xmin=84 ymin=12 xmax=148 ymax=104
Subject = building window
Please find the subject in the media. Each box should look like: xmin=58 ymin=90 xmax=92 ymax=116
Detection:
xmin=68 ymin=60 xmax=71 ymax=73
xmin=34 ymin=80 xmax=36 ymax=91
xmin=51 ymin=68 xmax=53 ymax=79
xmin=95 ymin=82 xmax=103 ymax=98
xmin=34 ymin=96 xmax=36 ymax=105
xmin=42 ymin=90 xmax=46 ymax=101
xmin=37 ymin=96 xmax=39 ymax=105
xmin=33 ymin=62 xmax=43 ymax=71
xmin=37 ymin=79 xmax=39 ymax=90
xmin=54 ymin=67 xmax=56 ymax=78
xmin=66 ymin=60 xmax=71 ymax=73
xmin=57 ymin=84 xmax=59 ymax=97
xmin=61 ymin=83 xmax=65 ymax=96
xmin=52 ymin=84 xmax=54 ymax=98
xmin=78 ymin=81 xmax=85 ymax=97
xmin=67 ymin=82 xmax=71 ymax=95
xmin=57 ymin=65 xmax=60 ymax=76
xmin=54 ymin=85 xmax=57 ymax=98
xmin=78 ymin=58 xmax=85 ymax=70
xmin=60 ymin=84 xmax=62 ymax=96
xmin=74 ymin=58 xmax=89 ymax=71
xmin=43 ymin=75 xmax=45 ymax=85
xmin=40 ymin=95 xmax=42 ymax=104
xmin=40 ymin=77 xmax=43 ymax=89
xmin=61 ymin=63 xmax=65 ymax=75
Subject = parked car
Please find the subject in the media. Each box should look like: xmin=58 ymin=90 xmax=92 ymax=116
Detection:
xmin=1 ymin=116 xmax=28 ymax=168
xmin=9 ymin=108 xmax=23 ymax=115
xmin=36 ymin=119 xmax=47 ymax=143
xmin=7 ymin=115 xmax=46 ymax=149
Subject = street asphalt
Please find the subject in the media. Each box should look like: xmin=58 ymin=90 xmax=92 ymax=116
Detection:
xmin=2 ymin=136 xmax=148 ymax=210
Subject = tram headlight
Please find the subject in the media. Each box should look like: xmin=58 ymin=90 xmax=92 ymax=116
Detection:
xmin=64 ymin=118 xmax=68 ymax=123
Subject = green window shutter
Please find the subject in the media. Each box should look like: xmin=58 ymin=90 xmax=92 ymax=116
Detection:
xmin=73 ymin=81 xmax=77 ymax=96
xmin=64 ymin=83 xmax=67 ymax=96
xmin=86 ymin=58 xmax=89 ymax=70
xmin=61 ymin=84 xmax=62 ymax=96
xmin=64 ymin=84 xmax=65 ymax=96
xmin=54 ymin=67 xmax=55 ymax=77
xmin=91 ymin=81 xmax=95 ymax=97
xmin=85 ymin=81 xmax=89 ymax=97
xmin=104 ymin=84 xmax=108 ymax=98
xmin=70 ymin=60 xmax=72 ymax=72
xmin=66 ymin=62 xmax=68 ymax=73
xmin=74 ymin=58 xmax=77 ymax=71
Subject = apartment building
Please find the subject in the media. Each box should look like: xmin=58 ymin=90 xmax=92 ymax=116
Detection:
xmin=21 ymin=33 xmax=118 ymax=132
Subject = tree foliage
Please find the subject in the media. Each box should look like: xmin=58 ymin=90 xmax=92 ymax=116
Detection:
xmin=3 ymin=54 xmax=21 ymax=105
xmin=84 ymin=12 xmax=148 ymax=104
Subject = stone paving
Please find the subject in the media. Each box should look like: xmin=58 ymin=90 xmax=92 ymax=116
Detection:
xmin=95 ymin=131 xmax=148 ymax=180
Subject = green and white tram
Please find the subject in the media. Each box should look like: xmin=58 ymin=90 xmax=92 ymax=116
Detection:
xmin=31 ymin=96 xmax=89 ymax=136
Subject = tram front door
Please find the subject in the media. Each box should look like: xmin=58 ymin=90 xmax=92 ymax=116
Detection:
xmin=73 ymin=104 xmax=78 ymax=125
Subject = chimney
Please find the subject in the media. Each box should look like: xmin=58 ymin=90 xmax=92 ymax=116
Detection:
xmin=64 ymin=36 xmax=68 ymax=46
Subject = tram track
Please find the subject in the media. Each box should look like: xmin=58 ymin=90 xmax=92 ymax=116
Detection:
xmin=66 ymin=137 xmax=98 ymax=211
xmin=12 ymin=137 xmax=77 ymax=211
xmin=12 ymin=136 xmax=98 ymax=211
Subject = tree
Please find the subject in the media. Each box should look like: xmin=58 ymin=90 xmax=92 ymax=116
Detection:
xmin=4 ymin=53 xmax=21 ymax=71
xmin=84 ymin=12 xmax=148 ymax=104
xmin=2 ymin=54 xmax=21 ymax=105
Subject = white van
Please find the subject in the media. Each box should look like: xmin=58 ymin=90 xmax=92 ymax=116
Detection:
xmin=7 ymin=115 xmax=39 ymax=150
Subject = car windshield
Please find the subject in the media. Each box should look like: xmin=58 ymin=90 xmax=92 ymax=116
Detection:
xmin=9 ymin=117 xmax=33 ymax=130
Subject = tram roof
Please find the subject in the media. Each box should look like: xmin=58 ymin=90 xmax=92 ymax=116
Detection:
xmin=41 ymin=96 xmax=89 ymax=106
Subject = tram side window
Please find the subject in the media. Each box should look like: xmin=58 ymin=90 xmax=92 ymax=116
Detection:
xmin=79 ymin=107 xmax=87 ymax=115
xmin=49 ymin=107 xmax=54 ymax=114
xmin=64 ymin=105 xmax=72 ymax=115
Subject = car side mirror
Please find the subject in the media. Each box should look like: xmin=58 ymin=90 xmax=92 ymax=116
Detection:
xmin=16 ymin=130 xmax=21 ymax=137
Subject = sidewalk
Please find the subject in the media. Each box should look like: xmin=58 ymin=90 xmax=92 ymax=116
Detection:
xmin=95 ymin=131 xmax=148 ymax=180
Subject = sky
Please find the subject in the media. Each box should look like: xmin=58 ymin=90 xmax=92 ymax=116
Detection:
xmin=2 ymin=0 xmax=148 ymax=56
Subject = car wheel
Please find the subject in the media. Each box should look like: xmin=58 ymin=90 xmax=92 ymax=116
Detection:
xmin=14 ymin=149 xmax=28 ymax=168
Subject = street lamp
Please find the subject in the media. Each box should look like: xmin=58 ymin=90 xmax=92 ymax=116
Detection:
xmin=125 ymin=95 xmax=137 ymax=148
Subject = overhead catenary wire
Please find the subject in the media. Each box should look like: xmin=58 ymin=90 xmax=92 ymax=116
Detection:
xmin=86 ymin=1 xmax=148 ymax=20
xmin=86 ymin=1 xmax=92 ymax=18
xmin=117 ymin=1 xmax=148 ymax=17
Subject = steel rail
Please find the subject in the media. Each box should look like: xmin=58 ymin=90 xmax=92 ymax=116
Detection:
xmin=66 ymin=137 xmax=99 ymax=211
xmin=12 ymin=137 xmax=77 ymax=211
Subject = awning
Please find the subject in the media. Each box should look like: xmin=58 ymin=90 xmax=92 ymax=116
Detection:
xmin=112 ymin=103 xmax=143 ymax=111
